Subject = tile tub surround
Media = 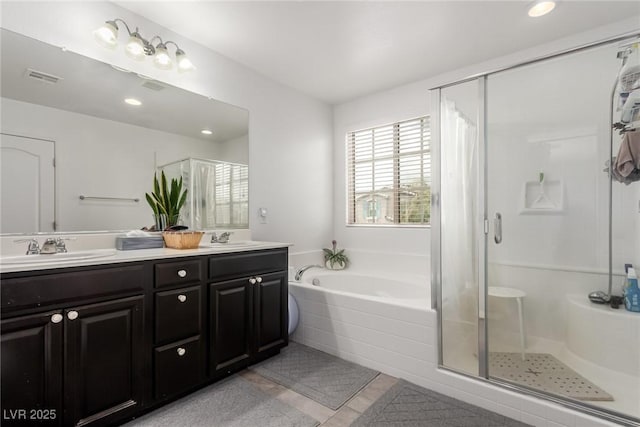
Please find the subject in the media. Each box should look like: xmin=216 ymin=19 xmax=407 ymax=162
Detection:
xmin=288 ymin=249 xmax=631 ymax=426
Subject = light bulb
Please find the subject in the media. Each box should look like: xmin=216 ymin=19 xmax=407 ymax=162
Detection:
xmin=176 ymin=49 xmax=195 ymax=72
xmin=201 ymin=129 xmax=213 ymax=135
xmin=528 ymin=0 xmax=556 ymax=17
xmin=126 ymin=34 xmax=146 ymax=60
xmin=93 ymin=21 xmax=118 ymax=49
xmin=124 ymin=98 xmax=142 ymax=106
xmin=153 ymin=44 xmax=173 ymax=70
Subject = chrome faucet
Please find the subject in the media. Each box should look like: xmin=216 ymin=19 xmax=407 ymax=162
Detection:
xmin=15 ymin=237 xmax=73 ymax=255
xmin=41 ymin=237 xmax=71 ymax=254
xmin=211 ymin=232 xmax=233 ymax=244
xmin=294 ymin=264 xmax=323 ymax=281
xmin=15 ymin=238 xmax=41 ymax=255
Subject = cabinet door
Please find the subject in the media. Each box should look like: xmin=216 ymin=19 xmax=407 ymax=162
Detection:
xmin=1 ymin=312 xmax=63 ymax=427
xmin=209 ymin=278 xmax=253 ymax=376
xmin=253 ymin=271 xmax=288 ymax=356
xmin=155 ymin=285 xmax=201 ymax=345
xmin=154 ymin=336 xmax=202 ymax=400
xmin=64 ymin=295 xmax=144 ymax=427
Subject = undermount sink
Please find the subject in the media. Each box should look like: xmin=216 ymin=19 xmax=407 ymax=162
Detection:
xmin=201 ymin=240 xmax=261 ymax=249
xmin=1 ymin=249 xmax=117 ymax=265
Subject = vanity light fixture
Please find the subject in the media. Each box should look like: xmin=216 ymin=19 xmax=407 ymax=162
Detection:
xmin=94 ymin=19 xmax=195 ymax=72
xmin=527 ymin=0 xmax=556 ymax=17
xmin=124 ymin=98 xmax=142 ymax=106
xmin=201 ymin=129 xmax=213 ymax=135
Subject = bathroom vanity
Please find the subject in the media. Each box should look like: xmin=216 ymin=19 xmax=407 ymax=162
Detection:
xmin=0 ymin=243 xmax=289 ymax=427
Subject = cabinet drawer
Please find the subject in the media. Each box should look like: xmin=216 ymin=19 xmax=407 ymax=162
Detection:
xmin=155 ymin=259 xmax=202 ymax=288
xmin=1 ymin=264 xmax=145 ymax=313
xmin=155 ymin=286 xmax=201 ymax=344
xmin=209 ymin=249 xmax=287 ymax=281
xmin=154 ymin=336 xmax=202 ymax=400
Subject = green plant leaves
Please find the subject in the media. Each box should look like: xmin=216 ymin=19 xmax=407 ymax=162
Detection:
xmin=145 ymin=171 xmax=188 ymax=227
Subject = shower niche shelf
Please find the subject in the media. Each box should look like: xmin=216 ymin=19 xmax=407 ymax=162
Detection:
xmin=519 ymin=179 xmax=564 ymax=215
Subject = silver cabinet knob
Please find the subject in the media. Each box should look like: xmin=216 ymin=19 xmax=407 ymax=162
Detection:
xmin=177 ymin=269 xmax=187 ymax=278
xmin=249 ymin=277 xmax=257 ymax=285
xmin=177 ymin=294 xmax=187 ymax=303
xmin=67 ymin=311 xmax=79 ymax=321
xmin=177 ymin=347 xmax=186 ymax=356
xmin=51 ymin=313 xmax=63 ymax=324
xmin=256 ymin=276 xmax=263 ymax=283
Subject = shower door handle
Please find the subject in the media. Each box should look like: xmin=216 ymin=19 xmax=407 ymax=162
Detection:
xmin=494 ymin=213 xmax=502 ymax=244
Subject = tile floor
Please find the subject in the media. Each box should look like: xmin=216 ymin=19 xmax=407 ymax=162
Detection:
xmin=239 ymin=368 xmax=399 ymax=426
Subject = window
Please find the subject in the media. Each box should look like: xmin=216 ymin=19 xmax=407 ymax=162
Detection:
xmin=211 ymin=163 xmax=249 ymax=227
xmin=347 ymin=116 xmax=431 ymax=225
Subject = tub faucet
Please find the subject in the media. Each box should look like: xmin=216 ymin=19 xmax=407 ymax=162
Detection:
xmin=294 ymin=264 xmax=323 ymax=281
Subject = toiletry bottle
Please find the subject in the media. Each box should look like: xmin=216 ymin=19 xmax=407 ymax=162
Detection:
xmin=624 ymin=267 xmax=640 ymax=313
xmin=622 ymin=264 xmax=633 ymax=298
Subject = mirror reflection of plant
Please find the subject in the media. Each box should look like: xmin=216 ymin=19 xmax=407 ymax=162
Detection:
xmin=145 ymin=171 xmax=188 ymax=228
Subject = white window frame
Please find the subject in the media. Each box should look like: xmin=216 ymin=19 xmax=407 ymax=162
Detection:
xmin=346 ymin=116 xmax=431 ymax=227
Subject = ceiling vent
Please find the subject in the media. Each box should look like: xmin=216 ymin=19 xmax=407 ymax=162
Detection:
xmin=25 ymin=68 xmax=63 ymax=84
xmin=141 ymin=80 xmax=166 ymax=91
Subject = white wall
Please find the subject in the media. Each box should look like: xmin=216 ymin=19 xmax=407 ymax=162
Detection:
xmin=218 ymin=134 xmax=249 ymax=165
xmin=1 ymin=1 xmax=333 ymax=252
xmin=333 ymin=16 xmax=640 ymax=257
xmin=1 ymin=97 xmax=233 ymax=231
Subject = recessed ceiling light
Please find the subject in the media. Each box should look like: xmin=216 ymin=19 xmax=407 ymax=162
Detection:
xmin=201 ymin=129 xmax=213 ymax=135
xmin=124 ymin=98 xmax=142 ymax=106
xmin=528 ymin=0 xmax=556 ymax=17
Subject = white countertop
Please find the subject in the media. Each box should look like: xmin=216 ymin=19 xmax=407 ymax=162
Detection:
xmin=0 ymin=241 xmax=291 ymax=274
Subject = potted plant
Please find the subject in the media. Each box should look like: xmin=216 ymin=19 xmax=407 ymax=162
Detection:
xmin=145 ymin=171 xmax=188 ymax=230
xmin=323 ymin=240 xmax=349 ymax=270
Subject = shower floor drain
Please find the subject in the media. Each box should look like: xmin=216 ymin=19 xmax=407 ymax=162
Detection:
xmin=489 ymin=352 xmax=613 ymax=401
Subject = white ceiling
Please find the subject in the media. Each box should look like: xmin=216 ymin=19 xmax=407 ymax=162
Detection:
xmin=118 ymin=1 xmax=640 ymax=105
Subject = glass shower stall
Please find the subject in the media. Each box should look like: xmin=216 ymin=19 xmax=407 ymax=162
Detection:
xmin=160 ymin=158 xmax=249 ymax=230
xmin=431 ymin=34 xmax=640 ymax=425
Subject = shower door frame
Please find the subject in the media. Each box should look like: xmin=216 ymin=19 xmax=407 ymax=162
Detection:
xmin=431 ymin=30 xmax=640 ymax=427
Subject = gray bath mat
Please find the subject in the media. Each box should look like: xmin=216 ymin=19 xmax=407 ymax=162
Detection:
xmin=125 ymin=375 xmax=318 ymax=427
xmin=352 ymin=379 xmax=530 ymax=426
xmin=489 ymin=352 xmax=613 ymax=401
xmin=251 ymin=342 xmax=379 ymax=409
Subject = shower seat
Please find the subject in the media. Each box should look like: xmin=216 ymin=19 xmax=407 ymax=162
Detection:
xmin=488 ymin=286 xmax=527 ymax=360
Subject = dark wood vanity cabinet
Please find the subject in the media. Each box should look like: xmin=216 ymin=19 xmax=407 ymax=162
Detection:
xmin=151 ymin=259 xmax=205 ymax=402
xmin=0 ymin=246 xmax=288 ymax=426
xmin=0 ymin=265 xmax=146 ymax=427
xmin=1 ymin=310 xmax=63 ymax=426
xmin=63 ymin=296 xmax=144 ymax=427
xmin=209 ymin=249 xmax=288 ymax=377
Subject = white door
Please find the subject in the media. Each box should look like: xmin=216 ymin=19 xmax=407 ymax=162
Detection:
xmin=0 ymin=133 xmax=55 ymax=233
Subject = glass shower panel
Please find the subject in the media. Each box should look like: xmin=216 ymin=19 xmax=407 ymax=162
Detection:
xmin=440 ymin=80 xmax=482 ymax=376
xmin=160 ymin=158 xmax=249 ymax=230
xmin=486 ymin=42 xmax=640 ymax=421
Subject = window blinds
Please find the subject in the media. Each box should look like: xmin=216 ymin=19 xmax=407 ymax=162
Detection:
xmin=347 ymin=116 xmax=431 ymax=225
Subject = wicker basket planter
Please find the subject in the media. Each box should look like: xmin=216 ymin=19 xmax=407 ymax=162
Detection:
xmin=162 ymin=231 xmax=204 ymax=249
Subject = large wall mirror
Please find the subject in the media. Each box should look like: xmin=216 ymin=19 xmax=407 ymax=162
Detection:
xmin=0 ymin=29 xmax=249 ymax=235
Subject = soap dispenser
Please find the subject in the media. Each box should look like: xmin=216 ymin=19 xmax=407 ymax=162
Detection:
xmin=624 ymin=267 xmax=640 ymax=313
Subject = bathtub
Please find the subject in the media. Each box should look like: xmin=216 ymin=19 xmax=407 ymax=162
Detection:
xmin=301 ymin=271 xmax=429 ymax=309
xmin=288 ymin=267 xmax=438 ymax=386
